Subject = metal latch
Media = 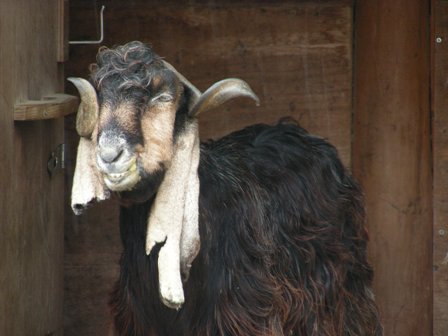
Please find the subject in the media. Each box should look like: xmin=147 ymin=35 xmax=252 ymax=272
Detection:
xmin=47 ymin=144 xmax=65 ymax=177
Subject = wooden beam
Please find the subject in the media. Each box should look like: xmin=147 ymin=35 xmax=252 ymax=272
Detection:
xmin=14 ymin=94 xmax=78 ymax=121
xmin=353 ymin=1 xmax=432 ymax=335
xmin=432 ymin=1 xmax=448 ymax=334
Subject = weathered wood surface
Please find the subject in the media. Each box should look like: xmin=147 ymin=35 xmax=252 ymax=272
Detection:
xmin=65 ymin=0 xmax=354 ymax=334
xmin=0 ymin=0 xmax=65 ymax=335
xmin=57 ymin=0 xmax=69 ymax=62
xmin=14 ymin=94 xmax=78 ymax=121
xmin=433 ymin=1 xmax=448 ymax=335
xmin=353 ymin=1 xmax=432 ymax=335
xmin=63 ymin=199 xmax=121 ymax=335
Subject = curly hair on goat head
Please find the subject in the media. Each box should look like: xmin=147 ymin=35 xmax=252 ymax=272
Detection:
xmin=75 ymin=41 xmax=383 ymax=336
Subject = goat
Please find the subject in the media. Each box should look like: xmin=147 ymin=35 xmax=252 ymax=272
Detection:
xmin=69 ymin=41 xmax=383 ymax=336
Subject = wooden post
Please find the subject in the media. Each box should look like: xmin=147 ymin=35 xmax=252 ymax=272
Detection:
xmin=432 ymin=1 xmax=448 ymax=334
xmin=353 ymin=1 xmax=432 ymax=335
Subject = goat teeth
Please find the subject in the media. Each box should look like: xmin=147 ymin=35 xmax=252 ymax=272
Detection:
xmin=129 ymin=162 xmax=137 ymax=172
xmin=107 ymin=173 xmax=125 ymax=182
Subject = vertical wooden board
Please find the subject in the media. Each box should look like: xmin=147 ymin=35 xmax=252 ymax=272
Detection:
xmin=63 ymin=197 xmax=121 ymax=335
xmin=433 ymin=1 xmax=448 ymax=335
xmin=0 ymin=0 xmax=64 ymax=335
xmin=353 ymin=1 xmax=432 ymax=335
xmin=57 ymin=0 xmax=69 ymax=62
xmin=65 ymin=1 xmax=353 ymax=334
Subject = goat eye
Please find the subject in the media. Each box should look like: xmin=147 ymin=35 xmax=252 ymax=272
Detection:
xmin=151 ymin=93 xmax=173 ymax=103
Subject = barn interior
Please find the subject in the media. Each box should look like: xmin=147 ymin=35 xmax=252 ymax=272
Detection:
xmin=0 ymin=0 xmax=445 ymax=335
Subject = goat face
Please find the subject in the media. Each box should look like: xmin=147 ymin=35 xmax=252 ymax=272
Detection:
xmin=95 ymin=69 xmax=182 ymax=197
xmin=70 ymin=42 xmax=186 ymax=200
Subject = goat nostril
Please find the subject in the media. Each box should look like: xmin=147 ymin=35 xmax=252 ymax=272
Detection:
xmin=99 ymin=146 xmax=124 ymax=164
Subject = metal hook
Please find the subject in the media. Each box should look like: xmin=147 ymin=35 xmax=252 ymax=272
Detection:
xmin=69 ymin=5 xmax=105 ymax=45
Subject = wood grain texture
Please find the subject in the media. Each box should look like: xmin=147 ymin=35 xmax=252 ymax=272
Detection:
xmin=63 ymin=200 xmax=121 ymax=335
xmin=353 ymin=1 xmax=432 ymax=335
xmin=433 ymin=1 xmax=448 ymax=335
xmin=57 ymin=0 xmax=69 ymax=62
xmin=0 ymin=0 xmax=65 ymax=335
xmin=14 ymin=94 xmax=78 ymax=121
xmin=65 ymin=1 xmax=354 ymax=335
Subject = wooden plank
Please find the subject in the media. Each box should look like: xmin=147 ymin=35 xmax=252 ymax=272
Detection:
xmin=57 ymin=0 xmax=69 ymax=62
xmin=353 ymin=1 xmax=432 ymax=335
xmin=65 ymin=1 xmax=354 ymax=335
xmin=433 ymin=1 xmax=448 ymax=335
xmin=63 ymin=194 xmax=122 ymax=335
xmin=0 ymin=0 xmax=64 ymax=335
xmin=14 ymin=94 xmax=78 ymax=121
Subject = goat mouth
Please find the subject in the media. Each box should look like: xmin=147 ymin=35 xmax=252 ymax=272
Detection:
xmin=103 ymin=161 xmax=141 ymax=191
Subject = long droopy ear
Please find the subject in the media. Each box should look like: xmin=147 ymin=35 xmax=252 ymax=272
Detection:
xmin=145 ymin=121 xmax=199 ymax=309
xmin=71 ymin=137 xmax=110 ymax=215
xmin=68 ymin=78 xmax=109 ymax=214
xmin=144 ymin=62 xmax=259 ymax=310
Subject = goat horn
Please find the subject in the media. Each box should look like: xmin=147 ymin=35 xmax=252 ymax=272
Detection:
xmin=189 ymin=78 xmax=260 ymax=117
xmin=162 ymin=61 xmax=201 ymax=109
xmin=67 ymin=77 xmax=99 ymax=138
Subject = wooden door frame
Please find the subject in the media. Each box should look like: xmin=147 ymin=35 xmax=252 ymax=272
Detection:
xmin=353 ymin=0 xmax=433 ymax=335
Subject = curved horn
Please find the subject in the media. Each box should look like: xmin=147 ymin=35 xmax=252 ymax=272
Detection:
xmin=67 ymin=77 xmax=99 ymax=138
xmin=162 ymin=60 xmax=201 ymax=109
xmin=189 ymin=78 xmax=260 ymax=117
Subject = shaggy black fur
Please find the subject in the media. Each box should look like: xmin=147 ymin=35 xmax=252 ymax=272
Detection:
xmin=110 ymin=119 xmax=383 ymax=335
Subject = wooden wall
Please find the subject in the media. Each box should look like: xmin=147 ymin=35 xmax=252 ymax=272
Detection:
xmin=65 ymin=0 xmax=354 ymax=334
xmin=353 ymin=1 xmax=432 ymax=335
xmin=0 ymin=0 xmax=65 ymax=335
xmin=433 ymin=1 xmax=448 ymax=335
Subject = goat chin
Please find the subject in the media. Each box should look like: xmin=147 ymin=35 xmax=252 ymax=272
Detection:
xmin=116 ymin=167 xmax=166 ymax=204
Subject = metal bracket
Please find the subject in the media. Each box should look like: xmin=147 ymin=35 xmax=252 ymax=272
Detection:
xmin=69 ymin=5 xmax=105 ymax=45
xmin=47 ymin=144 xmax=66 ymax=178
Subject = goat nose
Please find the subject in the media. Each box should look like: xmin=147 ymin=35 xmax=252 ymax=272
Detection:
xmin=98 ymin=144 xmax=123 ymax=163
